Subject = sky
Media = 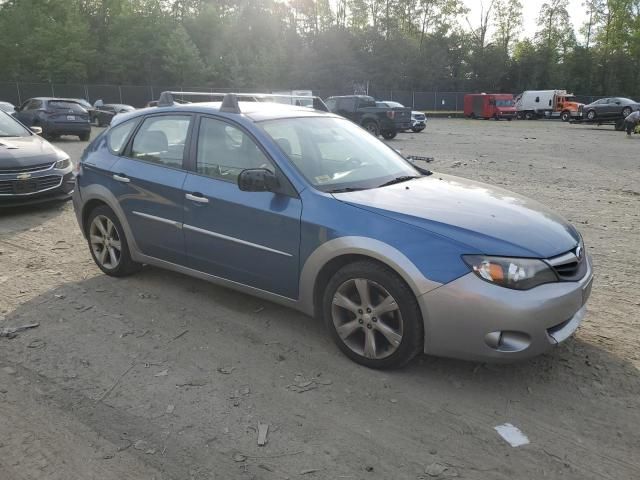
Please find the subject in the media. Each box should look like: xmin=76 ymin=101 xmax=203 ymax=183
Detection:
xmin=463 ymin=0 xmax=589 ymax=40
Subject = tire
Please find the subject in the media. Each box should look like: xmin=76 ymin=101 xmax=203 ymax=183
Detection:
xmin=524 ymin=111 xmax=534 ymax=120
xmin=381 ymin=130 xmax=397 ymax=140
xmin=86 ymin=205 xmax=141 ymax=277
xmin=363 ymin=121 xmax=379 ymax=137
xmin=622 ymin=107 xmax=632 ymax=118
xmin=586 ymin=109 xmax=596 ymax=121
xmin=79 ymin=133 xmax=90 ymax=141
xmin=95 ymin=116 xmax=103 ymax=127
xmin=561 ymin=111 xmax=571 ymax=122
xmin=411 ymin=127 xmax=423 ymax=133
xmin=322 ymin=260 xmax=424 ymax=369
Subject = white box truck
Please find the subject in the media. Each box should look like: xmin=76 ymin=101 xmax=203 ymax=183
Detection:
xmin=515 ymin=90 xmax=583 ymax=121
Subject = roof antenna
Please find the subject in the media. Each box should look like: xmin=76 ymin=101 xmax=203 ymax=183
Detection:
xmin=220 ymin=93 xmax=241 ymax=114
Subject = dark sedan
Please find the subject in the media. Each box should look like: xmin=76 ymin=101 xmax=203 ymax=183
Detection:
xmin=581 ymin=97 xmax=640 ymax=121
xmin=93 ymin=103 xmax=135 ymax=126
xmin=0 ymin=111 xmax=75 ymax=207
xmin=13 ymin=97 xmax=91 ymax=140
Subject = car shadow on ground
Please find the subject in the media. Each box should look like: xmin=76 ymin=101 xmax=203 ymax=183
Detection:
xmin=0 ymin=201 xmax=70 ymax=234
xmin=1 ymin=267 xmax=639 ymax=479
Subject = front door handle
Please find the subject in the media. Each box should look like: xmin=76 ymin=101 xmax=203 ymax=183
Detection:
xmin=185 ymin=193 xmax=209 ymax=204
xmin=113 ymin=174 xmax=130 ymax=183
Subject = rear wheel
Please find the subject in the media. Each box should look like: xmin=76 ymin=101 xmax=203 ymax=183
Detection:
xmin=524 ymin=111 xmax=535 ymax=120
xmin=363 ymin=121 xmax=379 ymax=137
xmin=86 ymin=205 xmax=141 ymax=277
xmin=323 ymin=260 xmax=423 ymax=369
xmin=381 ymin=130 xmax=397 ymax=140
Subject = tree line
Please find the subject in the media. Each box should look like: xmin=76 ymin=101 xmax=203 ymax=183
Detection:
xmin=0 ymin=0 xmax=639 ymax=97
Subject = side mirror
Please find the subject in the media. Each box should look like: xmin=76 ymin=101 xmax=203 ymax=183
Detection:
xmin=616 ymin=101 xmax=621 ymax=105
xmin=30 ymin=126 xmax=43 ymax=135
xmin=238 ymin=168 xmax=279 ymax=192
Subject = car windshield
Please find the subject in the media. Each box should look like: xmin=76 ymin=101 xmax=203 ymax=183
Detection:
xmin=49 ymin=101 xmax=86 ymax=112
xmin=259 ymin=116 xmax=420 ymax=192
xmin=0 ymin=111 xmax=30 ymax=137
xmin=495 ymin=99 xmax=514 ymax=107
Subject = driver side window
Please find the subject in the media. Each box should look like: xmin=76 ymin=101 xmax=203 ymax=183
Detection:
xmin=196 ymin=117 xmax=273 ymax=183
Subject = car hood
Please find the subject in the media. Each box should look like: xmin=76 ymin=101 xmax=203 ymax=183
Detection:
xmin=333 ymin=174 xmax=580 ymax=258
xmin=0 ymin=135 xmax=63 ymax=168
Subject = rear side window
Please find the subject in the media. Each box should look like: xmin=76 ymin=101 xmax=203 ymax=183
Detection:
xmin=107 ymin=119 xmax=138 ymax=154
xmin=130 ymin=115 xmax=191 ymax=169
xmin=25 ymin=99 xmax=43 ymax=110
xmin=338 ymin=98 xmax=356 ymax=111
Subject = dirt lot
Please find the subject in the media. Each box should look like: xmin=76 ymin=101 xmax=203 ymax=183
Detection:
xmin=1 ymin=119 xmax=639 ymax=480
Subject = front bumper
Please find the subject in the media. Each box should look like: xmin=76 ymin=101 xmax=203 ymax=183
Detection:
xmin=419 ymin=256 xmax=593 ymax=361
xmin=0 ymin=169 xmax=75 ymax=208
xmin=411 ymin=120 xmax=426 ymax=130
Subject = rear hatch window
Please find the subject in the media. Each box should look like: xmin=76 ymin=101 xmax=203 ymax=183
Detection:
xmin=49 ymin=101 xmax=86 ymax=113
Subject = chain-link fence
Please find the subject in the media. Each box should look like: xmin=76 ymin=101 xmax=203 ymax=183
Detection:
xmin=0 ymin=82 xmax=609 ymax=110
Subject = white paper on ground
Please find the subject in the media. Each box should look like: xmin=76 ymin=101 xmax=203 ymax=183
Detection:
xmin=494 ymin=423 xmax=530 ymax=447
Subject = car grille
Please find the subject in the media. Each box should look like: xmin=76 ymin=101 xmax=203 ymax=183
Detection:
xmin=0 ymin=175 xmax=63 ymax=195
xmin=414 ymin=114 xmax=426 ymax=121
xmin=546 ymin=244 xmax=587 ymax=281
xmin=0 ymin=162 xmax=55 ymax=174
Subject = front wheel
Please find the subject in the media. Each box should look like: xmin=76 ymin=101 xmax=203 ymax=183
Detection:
xmin=381 ymin=130 xmax=397 ymax=140
xmin=86 ymin=205 xmax=141 ymax=277
xmin=524 ymin=111 xmax=534 ymax=120
xmin=561 ymin=111 xmax=571 ymax=122
xmin=622 ymin=107 xmax=632 ymax=118
xmin=586 ymin=109 xmax=596 ymax=121
xmin=323 ymin=261 xmax=423 ymax=369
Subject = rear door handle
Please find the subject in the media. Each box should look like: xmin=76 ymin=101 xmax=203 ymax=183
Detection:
xmin=185 ymin=193 xmax=209 ymax=204
xmin=113 ymin=174 xmax=130 ymax=183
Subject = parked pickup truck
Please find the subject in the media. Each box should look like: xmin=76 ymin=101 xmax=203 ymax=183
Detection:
xmin=324 ymin=95 xmax=411 ymax=139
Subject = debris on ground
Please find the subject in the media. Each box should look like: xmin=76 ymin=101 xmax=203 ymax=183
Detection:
xmin=300 ymin=468 xmax=321 ymax=475
xmin=233 ymin=453 xmax=247 ymax=462
xmin=257 ymin=422 xmax=269 ymax=446
xmin=494 ymin=423 xmax=530 ymax=447
xmin=166 ymin=404 xmax=175 ymax=414
xmin=0 ymin=322 xmax=39 ymax=339
xmin=154 ymin=369 xmax=169 ymax=377
xmin=287 ymin=374 xmax=332 ymax=393
xmin=27 ymin=339 xmax=46 ymax=349
xmin=424 ymin=462 xmax=448 ymax=477
xmin=217 ymin=366 xmax=235 ymax=375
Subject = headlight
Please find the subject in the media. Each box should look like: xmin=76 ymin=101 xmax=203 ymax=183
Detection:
xmin=462 ymin=255 xmax=558 ymax=290
xmin=55 ymin=157 xmax=71 ymax=169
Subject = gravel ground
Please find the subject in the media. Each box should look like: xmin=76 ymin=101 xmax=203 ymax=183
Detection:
xmin=0 ymin=119 xmax=639 ymax=480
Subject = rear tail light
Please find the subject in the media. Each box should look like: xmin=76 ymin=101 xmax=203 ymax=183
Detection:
xmin=386 ymin=111 xmax=395 ymax=119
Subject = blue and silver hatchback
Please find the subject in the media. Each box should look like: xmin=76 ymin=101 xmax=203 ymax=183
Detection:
xmin=73 ymin=92 xmax=593 ymax=368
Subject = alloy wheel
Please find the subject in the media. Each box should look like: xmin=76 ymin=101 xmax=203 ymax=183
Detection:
xmin=89 ymin=215 xmax=122 ymax=269
xmin=331 ymin=278 xmax=403 ymax=360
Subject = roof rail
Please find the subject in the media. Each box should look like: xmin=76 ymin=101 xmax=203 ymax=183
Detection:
xmin=156 ymin=91 xmax=329 ymax=113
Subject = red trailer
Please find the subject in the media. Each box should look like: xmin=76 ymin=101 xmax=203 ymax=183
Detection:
xmin=464 ymin=93 xmax=516 ymax=120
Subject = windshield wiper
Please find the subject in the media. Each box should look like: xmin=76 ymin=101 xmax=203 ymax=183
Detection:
xmin=327 ymin=187 xmax=367 ymax=193
xmin=377 ymin=175 xmax=421 ymax=188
